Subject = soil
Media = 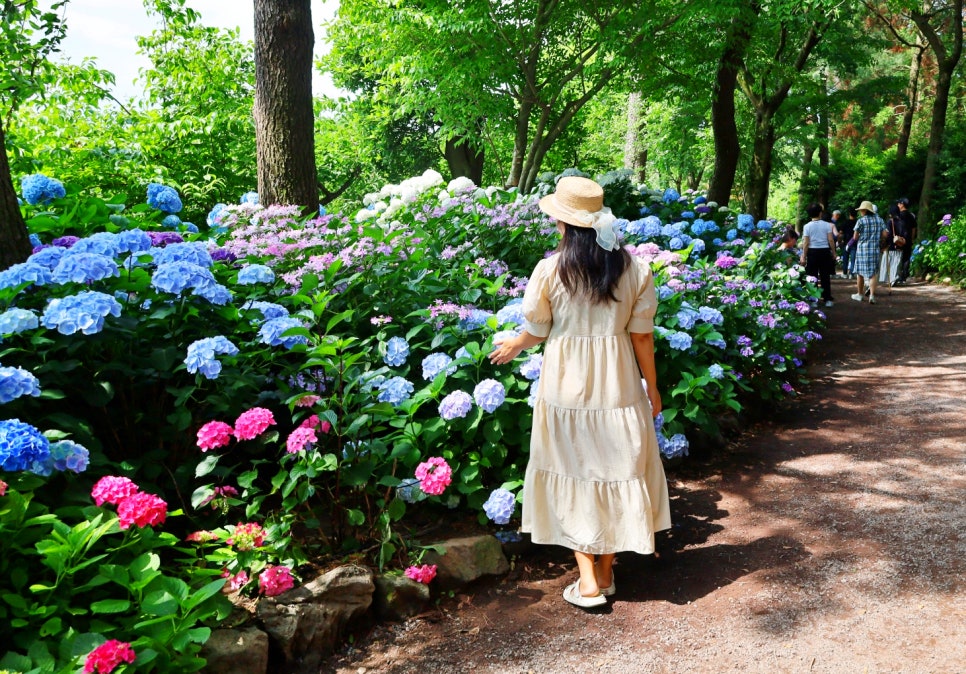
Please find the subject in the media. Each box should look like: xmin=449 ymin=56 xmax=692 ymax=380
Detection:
xmin=321 ymin=277 xmax=966 ymax=674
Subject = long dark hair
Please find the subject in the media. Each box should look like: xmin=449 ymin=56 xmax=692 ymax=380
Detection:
xmin=556 ymin=223 xmax=631 ymax=304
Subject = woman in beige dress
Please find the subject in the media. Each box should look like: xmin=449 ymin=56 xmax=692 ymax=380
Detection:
xmin=490 ymin=176 xmax=671 ymax=608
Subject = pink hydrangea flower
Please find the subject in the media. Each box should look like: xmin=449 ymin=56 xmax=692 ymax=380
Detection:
xmin=116 ymin=492 xmax=167 ymax=530
xmin=197 ymin=421 xmax=234 ymax=451
xmin=286 ymin=426 xmax=318 ymax=453
xmin=405 ymin=564 xmax=438 ymax=584
xmin=83 ymin=639 xmax=136 ymax=673
xmin=414 ymin=456 xmax=452 ymax=496
xmin=295 ymin=394 xmax=321 ymax=407
xmin=0 ymin=479 xmax=7 ymax=496
xmin=258 ymin=565 xmax=295 ymax=596
xmin=233 ymin=407 xmax=276 ymax=440
xmin=221 ymin=568 xmax=250 ymax=592
xmin=226 ymin=522 xmax=265 ymax=550
xmin=91 ymin=476 xmax=140 ymax=507
xmin=186 ymin=530 xmax=219 ymax=543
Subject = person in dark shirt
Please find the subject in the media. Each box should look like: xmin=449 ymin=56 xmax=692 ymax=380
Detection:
xmin=895 ymin=198 xmax=918 ymax=284
xmin=833 ymin=210 xmax=855 ymax=278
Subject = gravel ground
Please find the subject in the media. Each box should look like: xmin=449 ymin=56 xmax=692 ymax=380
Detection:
xmin=322 ymin=278 xmax=966 ymax=674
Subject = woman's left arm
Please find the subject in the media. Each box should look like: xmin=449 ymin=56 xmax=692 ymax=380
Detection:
xmin=489 ymin=331 xmax=545 ymax=365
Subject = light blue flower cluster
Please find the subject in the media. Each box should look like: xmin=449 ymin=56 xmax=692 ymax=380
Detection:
xmin=495 ymin=299 xmax=525 ymax=327
xmin=676 ymin=305 xmax=699 ymax=330
xmin=51 ymin=253 xmax=119 ymax=284
xmin=708 ymin=364 xmax=725 ymax=380
xmin=0 ymin=308 xmax=38 ymax=335
xmin=240 ymin=191 xmax=259 ymax=205
xmin=0 ymin=262 xmax=53 ymax=290
xmin=658 ymin=432 xmax=689 ymax=459
xmin=626 ymin=215 xmax=662 ymax=238
xmin=396 ymin=477 xmax=422 ymax=504
xmin=421 ymin=353 xmax=455 ymax=380
xmin=27 ymin=247 xmax=65 ymax=269
xmin=258 ymin=317 xmax=307 ymax=349
xmin=439 ymin=390 xmax=473 ymax=420
xmin=151 ymin=261 xmax=216 ymax=295
xmin=736 ymin=213 xmax=755 ymax=232
xmin=29 ymin=233 xmax=42 ymax=248
xmin=377 ymin=376 xmax=414 ymax=406
xmin=21 ymin=174 xmax=66 ymax=205
xmin=33 ymin=439 xmax=90 ymax=476
xmin=41 ymin=291 xmax=122 ymax=335
xmin=667 ymin=331 xmax=693 ymax=351
xmin=151 ymin=242 xmax=213 ymax=268
xmin=185 ymin=336 xmax=240 ymax=379
xmin=519 ymin=353 xmax=543 ymax=380
xmin=698 ymin=306 xmax=724 ymax=325
xmin=0 ymin=418 xmax=50 ymax=473
xmin=207 ymin=203 xmax=228 ymax=228
xmin=482 ymin=488 xmax=515 ymax=525
xmin=0 ymin=365 xmax=41 ymax=404
xmin=384 ymin=336 xmax=410 ymax=367
xmin=662 ymin=188 xmax=680 ymax=203
xmin=116 ymin=229 xmax=153 ymax=254
xmin=473 ymin=378 xmax=506 ymax=413
xmin=237 ymin=264 xmax=276 ymax=285
xmin=248 ymin=301 xmax=289 ymax=321
xmin=70 ymin=232 xmax=120 ymax=257
xmin=458 ymin=309 xmax=493 ymax=331
xmin=146 ymin=183 xmax=183 ymax=213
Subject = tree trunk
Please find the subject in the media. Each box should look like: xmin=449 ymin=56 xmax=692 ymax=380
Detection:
xmin=896 ymin=42 xmax=924 ymax=161
xmin=507 ymin=98 xmax=533 ymax=188
xmin=797 ymin=142 xmax=815 ymax=221
xmin=253 ymin=0 xmax=318 ymax=210
xmin=0 ymin=118 xmax=32 ymax=270
xmin=444 ymin=123 xmax=485 ymax=184
xmin=817 ymin=109 xmax=830 ymax=207
xmin=708 ymin=10 xmax=754 ymax=206
xmin=744 ymin=112 xmax=775 ymax=220
xmin=623 ymin=92 xmax=646 ymax=182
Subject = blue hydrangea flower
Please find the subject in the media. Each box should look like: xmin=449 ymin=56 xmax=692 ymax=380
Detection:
xmin=657 ymin=285 xmax=676 ymax=301
xmin=185 ymin=336 xmax=240 ymax=379
xmin=421 ymin=353 xmax=455 ymax=380
xmin=454 ymin=346 xmax=473 ymax=362
xmin=0 ymin=366 xmax=41 ymax=404
xmin=396 ymin=477 xmax=422 ymax=504
xmin=482 ymin=488 xmax=516 ymax=525
xmin=676 ymin=305 xmax=699 ymax=330
xmin=473 ymin=379 xmax=506 ymax=413
xmin=34 ymin=439 xmax=90 ymax=476
xmin=51 ymin=253 xmax=119 ymax=285
xmin=207 ymin=203 xmax=229 ymax=229
xmin=459 ymin=309 xmax=494 ymax=331
xmin=691 ymin=238 xmax=706 ymax=253
xmin=41 ymin=291 xmax=122 ymax=335
xmin=726 ymin=228 xmax=738 ymax=241
xmin=183 ymin=222 xmax=199 ymax=233
xmin=494 ymin=530 xmax=523 ymax=543
xmin=161 ymin=214 xmax=182 ymax=228
xmin=698 ymin=306 xmax=724 ymax=325
xmin=757 ymin=219 xmax=772 ymax=231
xmin=495 ymin=299 xmax=526 ymax=327
xmin=0 ymin=419 xmax=50 ymax=473
xmin=237 ymin=264 xmax=276 ymax=285
xmin=708 ymin=364 xmax=725 ymax=380
xmin=668 ymin=237 xmax=684 ymax=250
xmin=660 ymin=433 xmax=689 ymax=459
xmin=662 ymin=222 xmax=685 ymax=237
xmin=694 ymin=196 xmax=707 ymax=205
xmin=115 ymin=229 xmax=153 ymax=254
xmin=70 ymin=232 xmax=120 ymax=257
xmin=0 ymin=308 xmax=39 ymax=335
xmin=151 ymin=262 xmax=216 ymax=295
xmin=439 ymin=390 xmax=473 ymax=420
xmin=240 ymin=191 xmax=259 ymax=205
xmin=519 ymin=353 xmax=543 ymax=381
xmin=151 ymin=242 xmax=213 ymax=267
xmin=377 ymin=376 xmax=414 ymax=406
xmin=194 ymin=282 xmax=232 ymax=305
xmin=662 ymin=188 xmax=680 ymax=203
xmin=0 ymin=262 xmax=53 ymax=290
xmin=384 ymin=336 xmax=410 ymax=367
xmin=146 ymin=183 xmax=183 ymax=213
xmin=27 ymin=247 xmax=65 ymax=269
xmin=642 ymin=216 xmax=663 ymax=238
xmin=258 ymin=317 xmax=307 ymax=349
xmin=653 ymin=412 xmax=664 ymax=432
xmin=706 ymin=337 xmax=727 ymax=349
xmin=737 ymin=213 xmax=755 ymax=232
xmin=248 ymin=301 xmax=289 ymax=321
xmin=704 ymin=221 xmax=720 ymax=233
xmin=29 ymin=233 xmax=42 ymax=248
xmin=21 ymin=174 xmax=66 ymax=205
xmin=668 ymin=331 xmax=693 ymax=351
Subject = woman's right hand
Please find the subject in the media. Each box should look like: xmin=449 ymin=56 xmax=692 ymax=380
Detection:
xmin=648 ymin=387 xmax=662 ymax=417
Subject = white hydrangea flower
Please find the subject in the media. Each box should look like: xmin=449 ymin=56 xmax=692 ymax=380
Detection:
xmin=447 ymin=176 xmax=475 ymax=193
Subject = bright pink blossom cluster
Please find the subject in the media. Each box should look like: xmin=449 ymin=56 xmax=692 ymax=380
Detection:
xmin=197 ymin=421 xmax=234 ymax=451
xmin=234 ymin=407 xmax=276 ymax=440
xmin=285 ymin=414 xmax=331 ymax=453
xmin=414 ymin=457 xmax=452 ymax=496
xmin=258 ymin=565 xmax=295 ymax=596
xmin=226 ymin=522 xmax=265 ymax=551
xmin=83 ymin=639 xmax=136 ymax=673
xmin=91 ymin=476 xmax=167 ymax=530
xmin=186 ymin=530 xmax=218 ymax=543
xmin=405 ymin=564 xmax=438 ymax=584
xmin=0 ymin=479 xmax=7 ymax=496
xmin=295 ymin=394 xmax=321 ymax=407
xmin=222 ymin=568 xmax=250 ymax=592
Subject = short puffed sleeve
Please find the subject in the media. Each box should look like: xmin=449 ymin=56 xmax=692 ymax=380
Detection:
xmin=522 ymin=258 xmax=553 ymax=338
xmin=627 ymin=258 xmax=657 ymax=334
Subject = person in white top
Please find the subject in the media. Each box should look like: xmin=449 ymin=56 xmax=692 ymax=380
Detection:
xmin=800 ymin=202 xmax=838 ymax=306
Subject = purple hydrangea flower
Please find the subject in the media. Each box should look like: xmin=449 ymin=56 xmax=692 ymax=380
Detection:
xmin=377 ymin=376 xmax=414 ymax=406
xmin=473 ymin=379 xmax=506 ymax=413
xmin=439 ymin=390 xmax=473 ymax=420
xmin=482 ymin=488 xmax=515 ymax=525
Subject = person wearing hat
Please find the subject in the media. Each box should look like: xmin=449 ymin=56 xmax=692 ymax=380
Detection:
xmin=489 ymin=176 xmax=670 ymax=609
xmin=896 ymin=197 xmax=918 ymax=283
xmin=850 ymin=200 xmax=886 ymax=304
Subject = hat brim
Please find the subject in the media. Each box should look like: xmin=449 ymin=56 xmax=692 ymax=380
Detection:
xmin=539 ymin=193 xmax=574 ymax=226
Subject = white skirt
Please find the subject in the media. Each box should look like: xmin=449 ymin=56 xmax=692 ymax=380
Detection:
xmin=878 ymin=250 xmax=901 ymax=284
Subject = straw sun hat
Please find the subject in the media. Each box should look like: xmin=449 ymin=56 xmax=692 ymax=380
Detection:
xmin=538 ymin=176 xmax=619 ymax=250
xmin=858 ymin=200 xmax=876 ymax=213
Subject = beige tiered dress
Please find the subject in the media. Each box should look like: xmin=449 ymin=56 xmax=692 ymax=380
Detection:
xmin=520 ymin=254 xmax=671 ymax=555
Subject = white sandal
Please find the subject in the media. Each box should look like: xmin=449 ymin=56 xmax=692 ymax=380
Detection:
xmin=599 ymin=577 xmax=616 ymax=597
xmin=562 ymin=580 xmax=607 ymax=608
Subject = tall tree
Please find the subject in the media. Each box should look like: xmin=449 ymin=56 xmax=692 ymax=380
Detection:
xmin=910 ymin=0 xmax=963 ymax=228
xmin=0 ymin=0 xmax=68 ymax=270
xmin=253 ymin=0 xmax=318 ymax=210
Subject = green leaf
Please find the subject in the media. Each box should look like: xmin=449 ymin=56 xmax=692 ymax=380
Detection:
xmin=91 ymin=598 xmax=132 ymax=614
xmin=195 ymin=453 xmax=220 ymax=477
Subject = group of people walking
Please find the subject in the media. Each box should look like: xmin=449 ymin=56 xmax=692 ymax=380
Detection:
xmin=792 ymin=198 xmax=917 ymax=306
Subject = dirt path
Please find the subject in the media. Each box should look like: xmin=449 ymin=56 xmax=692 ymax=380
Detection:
xmin=324 ymin=278 xmax=966 ymax=674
